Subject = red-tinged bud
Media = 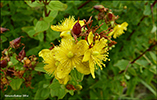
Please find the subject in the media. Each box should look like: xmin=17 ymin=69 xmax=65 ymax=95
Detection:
xmin=66 ymin=84 xmax=76 ymax=90
xmin=93 ymin=5 xmax=104 ymax=11
xmin=10 ymin=37 xmax=22 ymax=48
xmin=18 ymin=49 xmax=26 ymax=60
xmin=0 ymin=27 xmax=9 ymax=33
xmin=72 ymin=22 xmax=82 ymax=35
xmin=108 ymin=12 xmax=114 ymax=21
xmin=0 ymin=60 xmax=8 ymax=68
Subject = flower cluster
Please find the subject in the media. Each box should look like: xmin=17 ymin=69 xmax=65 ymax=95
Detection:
xmin=39 ymin=16 xmax=128 ymax=84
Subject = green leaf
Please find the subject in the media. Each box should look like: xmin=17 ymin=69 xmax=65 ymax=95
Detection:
xmin=34 ymin=88 xmax=49 ymax=100
xmin=10 ymin=78 xmax=23 ymax=90
xmin=151 ymin=24 xmax=157 ymax=33
xmin=49 ymin=79 xmax=67 ymax=99
xmin=1 ymin=10 xmax=10 ymax=16
xmin=41 ymin=88 xmax=50 ymax=99
xmin=25 ymin=0 xmax=44 ymax=7
xmin=127 ymin=67 xmax=137 ymax=76
xmin=70 ymin=69 xmax=84 ymax=83
xmin=0 ymin=35 xmax=7 ymax=43
xmin=46 ymin=1 xmax=67 ymax=11
xmin=149 ymin=65 xmax=157 ymax=74
xmin=10 ymin=56 xmax=19 ymax=65
xmin=149 ymin=51 xmax=156 ymax=64
xmin=37 ymin=32 xmax=44 ymax=42
xmin=26 ymin=45 xmax=42 ymax=56
xmin=143 ymin=4 xmax=151 ymax=16
xmin=43 ymin=10 xmax=58 ymax=23
xmin=114 ymin=59 xmax=130 ymax=70
xmin=99 ymin=20 xmax=108 ymax=31
xmin=90 ymin=90 xmax=99 ymax=99
xmin=126 ymin=77 xmax=139 ymax=96
xmin=46 ymin=29 xmax=60 ymax=41
xmin=34 ymin=62 xmax=46 ymax=73
xmin=140 ymin=79 xmax=156 ymax=96
xmin=44 ymin=73 xmax=53 ymax=80
xmin=35 ymin=20 xmax=49 ymax=33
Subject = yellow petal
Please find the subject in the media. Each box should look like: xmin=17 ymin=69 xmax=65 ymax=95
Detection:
xmin=51 ymin=16 xmax=75 ymax=32
xmin=89 ymin=59 xmax=95 ymax=78
xmin=76 ymin=62 xmax=90 ymax=75
xmin=60 ymin=31 xmax=73 ymax=40
xmin=56 ymin=75 xmax=69 ymax=85
xmin=88 ymin=31 xmax=93 ymax=45
xmin=121 ymin=22 xmax=128 ymax=30
xmin=82 ymin=50 xmax=91 ymax=62
xmin=74 ymin=40 xmax=89 ymax=55
xmin=56 ymin=62 xmax=72 ymax=79
xmin=73 ymin=20 xmax=85 ymax=28
xmin=38 ymin=49 xmax=51 ymax=60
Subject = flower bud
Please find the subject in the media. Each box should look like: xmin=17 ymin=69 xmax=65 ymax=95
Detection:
xmin=0 ymin=27 xmax=9 ymax=33
xmin=18 ymin=49 xmax=26 ymax=60
xmin=108 ymin=12 xmax=114 ymax=21
xmin=72 ymin=22 xmax=82 ymax=35
xmin=75 ymin=85 xmax=82 ymax=90
xmin=93 ymin=5 xmax=104 ymax=11
xmin=10 ymin=37 xmax=21 ymax=48
xmin=0 ymin=60 xmax=8 ymax=68
xmin=66 ymin=84 xmax=76 ymax=90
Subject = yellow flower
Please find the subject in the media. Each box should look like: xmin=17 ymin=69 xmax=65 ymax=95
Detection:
xmin=51 ymin=16 xmax=84 ymax=32
xmin=54 ymin=37 xmax=90 ymax=80
xmin=39 ymin=48 xmax=70 ymax=84
xmin=38 ymin=49 xmax=57 ymax=75
xmin=82 ymin=32 xmax=109 ymax=78
xmin=108 ymin=22 xmax=128 ymax=39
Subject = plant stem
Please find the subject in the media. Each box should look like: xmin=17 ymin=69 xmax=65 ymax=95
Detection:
xmin=151 ymin=0 xmax=157 ymax=24
xmin=78 ymin=0 xmax=92 ymax=9
xmin=43 ymin=0 xmax=51 ymax=42
xmin=127 ymin=16 xmax=146 ymax=40
xmin=131 ymin=43 xmax=156 ymax=64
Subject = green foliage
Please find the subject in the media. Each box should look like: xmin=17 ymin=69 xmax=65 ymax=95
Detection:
xmin=1 ymin=0 xmax=156 ymax=100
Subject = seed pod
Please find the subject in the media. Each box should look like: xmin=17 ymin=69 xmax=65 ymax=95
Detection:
xmin=72 ymin=22 xmax=82 ymax=35
xmin=93 ymin=5 xmax=104 ymax=12
xmin=1 ymin=27 xmax=9 ymax=33
xmin=10 ymin=37 xmax=21 ymax=48
xmin=18 ymin=49 xmax=26 ymax=60
xmin=0 ymin=60 xmax=8 ymax=68
xmin=108 ymin=12 xmax=114 ymax=21
xmin=66 ymin=84 xmax=76 ymax=90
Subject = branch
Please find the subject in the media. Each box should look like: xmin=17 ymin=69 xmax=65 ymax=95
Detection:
xmin=151 ymin=0 xmax=157 ymax=24
xmin=131 ymin=43 xmax=156 ymax=64
xmin=127 ymin=16 xmax=146 ymax=40
xmin=78 ymin=0 xmax=91 ymax=9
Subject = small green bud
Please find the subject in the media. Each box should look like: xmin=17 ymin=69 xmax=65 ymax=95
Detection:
xmin=67 ymin=51 xmax=74 ymax=58
xmin=92 ymin=51 xmax=100 ymax=56
xmin=8 ymin=61 xmax=13 ymax=66
xmin=75 ymin=85 xmax=82 ymax=90
xmin=55 ymin=61 xmax=59 ymax=66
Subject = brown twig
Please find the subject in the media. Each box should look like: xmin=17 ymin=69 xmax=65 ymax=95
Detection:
xmin=131 ymin=43 xmax=156 ymax=64
xmin=151 ymin=0 xmax=157 ymax=24
xmin=78 ymin=0 xmax=92 ymax=9
xmin=43 ymin=0 xmax=51 ymax=42
xmin=127 ymin=16 xmax=146 ymax=40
